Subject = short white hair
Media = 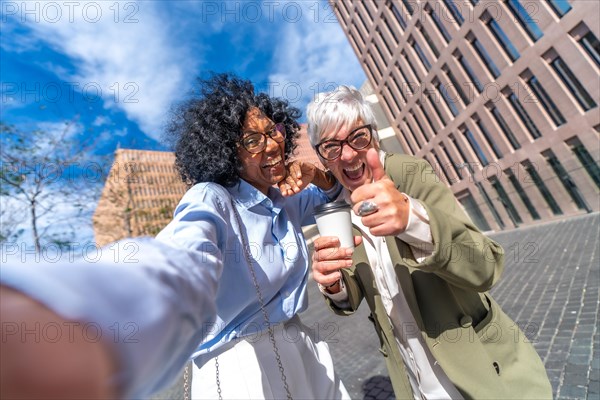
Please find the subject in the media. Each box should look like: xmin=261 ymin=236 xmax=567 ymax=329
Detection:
xmin=306 ymin=85 xmax=379 ymax=146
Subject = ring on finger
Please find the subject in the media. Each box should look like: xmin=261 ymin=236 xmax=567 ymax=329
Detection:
xmin=357 ymin=200 xmax=379 ymax=216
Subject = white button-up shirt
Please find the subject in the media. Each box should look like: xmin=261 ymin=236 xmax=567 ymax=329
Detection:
xmin=322 ymin=151 xmax=463 ymax=400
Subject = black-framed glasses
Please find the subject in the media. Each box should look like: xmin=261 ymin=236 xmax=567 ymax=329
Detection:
xmin=240 ymin=123 xmax=286 ymax=154
xmin=315 ymin=124 xmax=373 ymax=160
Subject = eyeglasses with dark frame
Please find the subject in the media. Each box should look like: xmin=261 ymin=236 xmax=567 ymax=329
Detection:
xmin=240 ymin=123 xmax=286 ymax=154
xmin=315 ymin=124 xmax=373 ymax=161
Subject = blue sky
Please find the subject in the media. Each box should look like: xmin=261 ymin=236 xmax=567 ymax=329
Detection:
xmin=1 ymin=0 xmax=366 ymax=250
xmin=1 ymin=0 xmax=366 ymax=153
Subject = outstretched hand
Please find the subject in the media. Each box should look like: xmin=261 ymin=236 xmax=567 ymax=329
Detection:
xmin=350 ymin=148 xmax=410 ymax=236
xmin=0 ymin=286 xmax=117 ymax=399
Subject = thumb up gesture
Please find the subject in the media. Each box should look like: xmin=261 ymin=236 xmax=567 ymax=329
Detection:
xmin=350 ymin=148 xmax=410 ymax=236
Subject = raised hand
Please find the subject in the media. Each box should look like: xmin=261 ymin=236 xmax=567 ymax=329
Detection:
xmin=278 ymin=161 xmax=316 ymax=197
xmin=350 ymin=148 xmax=410 ymax=237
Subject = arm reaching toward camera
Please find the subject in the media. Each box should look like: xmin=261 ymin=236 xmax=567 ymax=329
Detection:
xmin=0 ymin=238 xmax=218 ymax=399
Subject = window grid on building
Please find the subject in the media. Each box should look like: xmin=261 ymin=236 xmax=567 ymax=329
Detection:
xmin=395 ymin=62 xmax=415 ymax=97
xmin=404 ymin=117 xmax=423 ymax=148
xmin=426 ymin=90 xmax=447 ymax=126
xmin=450 ymin=135 xmax=473 ymax=171
xmin=432 ymin=150 xmax=452 ymax=184
xmin=436 ymin=80 xmax=460 ymax=117
xmin=473 ymin=116 xmax=503 ymax=158
xmin=478 ymin=181 xmax=506 ymax=229
xmin=399 ymin=127 xmax=417 ymax=154
xmin=470 ymin=36 xmax=501 ymax=78
xmin=506 ymin=169 xmax=541 ymax=220
xmin=505 ymin=89 xmax=542 ymax=139
xmin=526 ymin=75 xmax=566 ymax=126
xmin=443 ymin=64 xmax=471 ymax=105
xmin=427 ymin=5 xmax=452 ymax=43
xmin=462 ymin=127 xmax=489 ymax=166
xmin=544 ymin=151 xmax=591 ymax=211
xmin=401 ymin=0 xmax=415 ymax=15
xmin=490 ymin=177 xmax=523 ymax=224
xmin=489 ymin=105 xmax=521 ymax=150
xmin=417 ymin=100 xmax=438 ymax=134
xmin=505 ymin=0 xmax=544 ymax=41
xmin=418 ymin=23 xmax=440 ymax=58
xmin=524 ymin=162 xmax=563 ymax=215
xmin=455 ymin=51 xmax=484 ymax=93
xmin=390 ymin=73 xmax=407 ymax=104
xmin=486 ymin=18 xmax=520 ymax=61
xmin=382 ymin=85 xmax=399 ymax=115
xmin=578 ymin=31 xmax=600 ymax=67
xmin=440 ymin=142 xmax=460 ymax=179
xmin=410 ymin=37 xmax=432 ymax=71
xmin=568 ymin=138 xmax=600 ymax=189
xmin=546 ymin=0 xmax=572 ymax=17
xmin=550 ymin=56 xmax=597 ymax=111
xmin=442 ymin=0 xmax=465 ymax=26
xmin=403 ymin=50 xmax=423 ymax=81
xmin=409 ymin=109 xmax=429 ymax=141
xmin=377 ymin=28 xmax=394 ymax=57
xmin=382 ymin=16 xmax=399 ymax=44
xmin=359 ymin=1 xmax=374 ymax=22
xmin=387 ymin=0 xmax=407 ymax=30
xmin=458 ymin=191 xmax=492 ymax=231
xmin=373 ymin=40 xmax=388 ymax=67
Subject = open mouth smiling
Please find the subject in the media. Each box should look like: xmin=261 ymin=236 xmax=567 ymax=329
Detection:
xmin=262 ymin=156 xmax=282 ymax=169
xmin=343 ymin=162 xmax=365 ymax=180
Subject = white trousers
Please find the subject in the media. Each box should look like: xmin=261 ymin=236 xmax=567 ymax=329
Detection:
xmin=191 ymin=315 xmax=350 ymax=400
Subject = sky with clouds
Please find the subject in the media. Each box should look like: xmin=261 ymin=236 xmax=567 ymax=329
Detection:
xmin=2 ymin=0 xmax=366 ymax=147
xmin=1 ymin=0 xmax=366 ymax=249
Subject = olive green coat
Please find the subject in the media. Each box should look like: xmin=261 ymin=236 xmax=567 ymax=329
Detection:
xmin=325 ymin=153 xmax=552 ymax=399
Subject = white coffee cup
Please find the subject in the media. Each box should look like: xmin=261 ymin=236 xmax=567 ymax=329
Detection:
xmin=313 ymin=202 xmax=354 ymax=249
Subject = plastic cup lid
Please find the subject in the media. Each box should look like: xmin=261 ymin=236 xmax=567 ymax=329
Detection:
xmin=313 ymin=201 xmax=351 ymax=215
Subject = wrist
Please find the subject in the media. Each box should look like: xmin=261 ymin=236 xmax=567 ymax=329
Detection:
xmin=323 ymin=279 xmax=341 ymax=293
xmin=319 ymin=169 xmax=335 ymax=190
xmin=324 ymin=280 xmax=339 ymax=288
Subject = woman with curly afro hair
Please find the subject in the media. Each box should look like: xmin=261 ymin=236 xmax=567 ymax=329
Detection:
xmin=157 ymin=73 xmax=350 ymax=399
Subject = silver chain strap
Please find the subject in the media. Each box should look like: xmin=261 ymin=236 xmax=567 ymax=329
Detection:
xmin=219 ymin=197 xmax=293 ymax=400
xmin=182 ymin=197 xmax=293 ymax=400
xmin=183 ymin=364 xmax=190 ymax=400
xmin=215 ymin=357 xmax=222 ymax=400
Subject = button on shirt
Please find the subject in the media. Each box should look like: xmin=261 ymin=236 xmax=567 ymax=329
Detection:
xmin=156 ymin=179 xmax=336 ymax=368
xmin=324 ymin=151 xmax=463 ymax=400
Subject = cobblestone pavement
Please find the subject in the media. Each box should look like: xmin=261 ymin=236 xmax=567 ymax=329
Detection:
xmin=153 ymin=213 xmax=599 ymax=399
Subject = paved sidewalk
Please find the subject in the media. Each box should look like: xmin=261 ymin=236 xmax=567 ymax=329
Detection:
xmin=300 ymin=212 xmax=599 ymax=399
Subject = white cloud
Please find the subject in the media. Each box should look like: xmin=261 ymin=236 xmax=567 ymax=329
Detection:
xmin=267 ymin=1 xmax=366 ymax=116
xmin=8 ymin=1 xmax=198 ymax=140
xmin=92 ymin=116 xmax=110 ymax=126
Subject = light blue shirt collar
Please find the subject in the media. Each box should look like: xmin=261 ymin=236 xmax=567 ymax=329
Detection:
xmin=229 ymin=179 xmax=284 ymax=214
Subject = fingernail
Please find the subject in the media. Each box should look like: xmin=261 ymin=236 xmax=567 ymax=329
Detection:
xmin=345 ymin=249 xmax=353 ymax=256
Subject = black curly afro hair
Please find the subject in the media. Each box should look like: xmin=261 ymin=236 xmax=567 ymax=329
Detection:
xmin=165 ymin=73 xmax=301 ymax=187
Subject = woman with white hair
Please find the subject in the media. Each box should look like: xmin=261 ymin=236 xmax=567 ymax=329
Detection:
xmin=307 ymin=85 xmax=552 ymax=399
